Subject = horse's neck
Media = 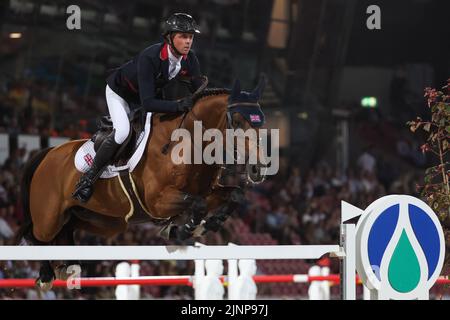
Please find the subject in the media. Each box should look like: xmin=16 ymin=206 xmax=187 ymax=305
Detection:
xmin=191 ymin=95 xmax=228 ymax=132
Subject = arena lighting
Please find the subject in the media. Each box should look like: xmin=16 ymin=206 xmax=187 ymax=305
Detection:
xmin=9 ymin=32 xmax=22 ymax=39
xmin=297 ymin=112 xmax=308 ymax=120
xmin=360 ymin=96 xmax=377 ymax=108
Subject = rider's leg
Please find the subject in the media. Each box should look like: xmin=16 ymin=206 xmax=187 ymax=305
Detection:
xmin=72 ymin=85 xmax=130 ymax=203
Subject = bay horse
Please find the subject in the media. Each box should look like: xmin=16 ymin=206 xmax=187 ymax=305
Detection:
xmin=16 ymin=77 xmax=268 ymax=290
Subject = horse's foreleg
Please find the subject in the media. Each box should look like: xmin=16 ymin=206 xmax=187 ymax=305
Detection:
xmin=175 ymin=197 xmax=208 ymax=241
xmin=176 ymin=188 xmax=244 ymax=239
xmin=151 ymin=189 xmax=207 ymax=241
xmin=201 ymin=187 xmax=244 ymax=235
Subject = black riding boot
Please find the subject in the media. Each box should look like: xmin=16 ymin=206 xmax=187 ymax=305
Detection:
xmin=72 ymin=134 xmax=120 ymax=203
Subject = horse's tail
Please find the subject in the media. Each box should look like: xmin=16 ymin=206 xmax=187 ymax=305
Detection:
xmin=15 ymin=147 xmax=54 ymax=244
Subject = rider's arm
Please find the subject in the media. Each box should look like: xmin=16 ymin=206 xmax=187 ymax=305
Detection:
xmin=137 ymin=53 xmax=180 ymax=113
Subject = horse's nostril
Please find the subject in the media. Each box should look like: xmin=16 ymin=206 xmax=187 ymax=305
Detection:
xmin=252 ymin=165 xmax=258 ymax=174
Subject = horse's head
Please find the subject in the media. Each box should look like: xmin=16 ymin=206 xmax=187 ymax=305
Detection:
xmin=226 ymin=76 xmax=268 ymax=184
xmin=227 ymin=76 xmax=266 ymax=130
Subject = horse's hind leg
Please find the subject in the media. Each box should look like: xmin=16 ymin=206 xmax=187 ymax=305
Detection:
xmin=31 ymin=211 xmax=70 ymax=291
xmin=18 ymin=226 xmax=57 ymax=291
xmin=36 ymin=235 xmax=78 ymax=291
xmin=30 ymin=218 xmax=76 ymax=290
xmin=52 ymin=217 xmax=81 ymax=281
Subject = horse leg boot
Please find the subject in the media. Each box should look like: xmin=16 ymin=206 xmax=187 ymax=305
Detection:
xmin=176 ymin=198 xmax=207 ymax=241
xmin=72 ymin=132 xmax=120 ymax=203
xmin=203 ymin=188 xmax=244 ymax=234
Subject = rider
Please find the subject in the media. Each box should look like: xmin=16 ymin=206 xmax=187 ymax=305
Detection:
xmin=72 ymin=13 xmax=201 ymax=203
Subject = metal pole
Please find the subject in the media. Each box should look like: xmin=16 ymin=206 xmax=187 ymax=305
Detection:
xmin=341 ymin=223 xmax=356 ymax=300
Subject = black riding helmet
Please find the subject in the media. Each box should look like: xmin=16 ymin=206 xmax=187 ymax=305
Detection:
xmin=163 ymin=13 xmax=200 ymax=56
xmin=163 ymin=13 xmax=201 ymax=36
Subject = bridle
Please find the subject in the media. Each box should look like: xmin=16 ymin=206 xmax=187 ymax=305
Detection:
xmin=215 ymin=101 xmax=265 ymax=189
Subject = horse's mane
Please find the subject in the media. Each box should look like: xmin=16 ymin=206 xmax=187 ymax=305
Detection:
xmin=159 ymin=88 xmax=231 ymax=122
xmin=193 ymin=88 xmax=231 ymax=104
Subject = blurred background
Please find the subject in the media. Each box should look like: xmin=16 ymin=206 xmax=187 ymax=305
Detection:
xmin=0 ymin=0 xmax=448 ymax=299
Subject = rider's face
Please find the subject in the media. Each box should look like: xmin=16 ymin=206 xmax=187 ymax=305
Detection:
xmin=171 ymin=32 xmax=194 ymax=56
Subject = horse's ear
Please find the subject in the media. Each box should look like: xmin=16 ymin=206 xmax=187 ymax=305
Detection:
xmin=230 ymin=79 xmax=241 ymax=101
xmin=250 ymin=74 xmax=267 ymax=100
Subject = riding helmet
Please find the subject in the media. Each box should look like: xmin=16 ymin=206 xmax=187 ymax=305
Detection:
xmin=163 ymin=13 xmax=200 ymax=36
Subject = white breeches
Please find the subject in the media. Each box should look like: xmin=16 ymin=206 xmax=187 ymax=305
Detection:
xmin=105 ymin=85 xmax=131 ymax=144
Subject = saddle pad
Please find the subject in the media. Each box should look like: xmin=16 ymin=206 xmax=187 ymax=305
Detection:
xmin=74 ymin=113 xmax=152 ymax=179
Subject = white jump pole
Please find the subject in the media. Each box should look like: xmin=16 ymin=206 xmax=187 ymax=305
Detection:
xmin=194 ymin=242 xmax=206 ymax=300
xmin=0 ymin=245 xmax=341 ymax=261
xmin=227 ymin=243 xmax=239 ymax=300
xmin=338 ymin=200 xmax=364 ymax=300
xmin=340 ymin=223 xmax=356 ymax=300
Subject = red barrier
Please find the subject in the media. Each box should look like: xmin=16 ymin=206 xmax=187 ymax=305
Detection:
xmin=0 ymin=275 xmax=448 ymax=288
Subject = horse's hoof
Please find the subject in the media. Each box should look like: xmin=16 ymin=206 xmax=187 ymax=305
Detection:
xmin=36 ymin=278 xmax=54 ymax=292
xmin=192 ymin=221 xmax=206 ymax=237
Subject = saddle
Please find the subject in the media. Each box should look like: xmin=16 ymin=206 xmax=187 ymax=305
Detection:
xmin=91 ymin=108 xmax=146 ymax=166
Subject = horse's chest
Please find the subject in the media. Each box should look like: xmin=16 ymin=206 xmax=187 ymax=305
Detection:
xmin=168 ymin=165 xmax=216 ymax=192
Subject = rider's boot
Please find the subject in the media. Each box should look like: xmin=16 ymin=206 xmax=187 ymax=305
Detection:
xmin=72 ymin=133 xmax=120 ymax=203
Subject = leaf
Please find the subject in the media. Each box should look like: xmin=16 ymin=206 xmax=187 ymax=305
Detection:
xmin=446 ymin=126 xmax=450 ymax=133
xmin=432 ymin=113 xmax=438 ymax=122
xmin=431 ymin=133 xmax=438 ymax=142
xmin=423 ymin=123 xmax=431 ymax=132
xmin=444 ymin=140 xmax=449 ymax=151
xmin=411 ymin=124 xmax=421 ymax=133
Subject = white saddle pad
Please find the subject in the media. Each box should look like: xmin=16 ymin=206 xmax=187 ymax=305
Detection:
xmin=74 ymin=113 xmax=152 ymax=179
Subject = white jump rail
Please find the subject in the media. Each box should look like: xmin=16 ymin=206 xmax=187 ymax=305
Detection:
xmin=0 ymin=244 xmax=341 ymax=261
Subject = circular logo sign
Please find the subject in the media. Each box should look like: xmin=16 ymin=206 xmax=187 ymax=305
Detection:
xmin=356 ymin=195 xmax=445 ymax=300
